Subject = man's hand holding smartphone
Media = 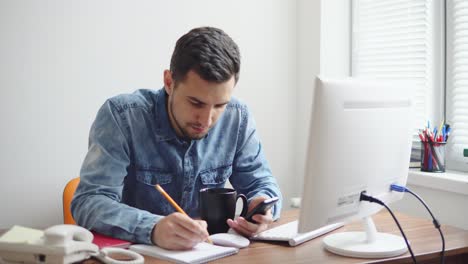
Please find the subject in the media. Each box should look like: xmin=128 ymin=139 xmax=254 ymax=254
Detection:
xmin=226 ymin=196 xmax=279 ymax=237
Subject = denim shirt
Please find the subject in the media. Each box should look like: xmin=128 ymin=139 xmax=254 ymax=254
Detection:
xmin=71 ymin=88 xmax=282 ymax=244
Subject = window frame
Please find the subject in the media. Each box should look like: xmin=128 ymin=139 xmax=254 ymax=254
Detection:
xmin=445 ymin=0 xmax=468 ymax=172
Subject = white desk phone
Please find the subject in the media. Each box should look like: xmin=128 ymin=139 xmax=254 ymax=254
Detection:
xmin=0 ymin=224 xmax=143 ymax=264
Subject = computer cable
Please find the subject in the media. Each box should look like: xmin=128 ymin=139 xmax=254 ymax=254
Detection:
xmin=390 ymin=184 xmax=445 ymax=264
xmin=360 ymin=192 xmax=417 ymax=264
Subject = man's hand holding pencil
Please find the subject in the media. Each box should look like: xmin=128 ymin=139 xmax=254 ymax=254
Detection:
xmin=152 ymin=184 xmax=211 ymax=250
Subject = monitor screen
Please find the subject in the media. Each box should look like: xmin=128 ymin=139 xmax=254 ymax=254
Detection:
xmin=298 ymin=76 xmax=415 ymax=258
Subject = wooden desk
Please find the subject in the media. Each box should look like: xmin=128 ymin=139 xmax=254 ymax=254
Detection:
xmin=142 ymin=209 xmax=468 ymax=264
xmin=3 ymin=210 xmax=466 ymax=264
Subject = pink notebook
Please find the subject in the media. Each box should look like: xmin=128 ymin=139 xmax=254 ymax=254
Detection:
xmin=92 ymin=231 xmax=131 ymax=249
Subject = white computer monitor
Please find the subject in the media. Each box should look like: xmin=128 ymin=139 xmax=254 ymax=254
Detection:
xmin=298 ymin=76 xmax=415 ymax=258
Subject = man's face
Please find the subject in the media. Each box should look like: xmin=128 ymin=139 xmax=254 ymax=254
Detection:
xmin=164 ymin=70 xmax=236 ymax=140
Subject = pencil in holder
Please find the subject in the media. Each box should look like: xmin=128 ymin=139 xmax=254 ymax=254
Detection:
xmin=420 ymin=141 xmax=446 ymax=172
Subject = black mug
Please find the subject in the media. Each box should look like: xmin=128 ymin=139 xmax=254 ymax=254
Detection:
xmin=199 ymin=188 xmax=248 ymax=234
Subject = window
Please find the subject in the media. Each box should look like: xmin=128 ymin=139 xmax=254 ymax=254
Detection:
xmin=446 ymin=0 xmax=468 ymax=172
xmin=352 ymin=0 xmax=468 ymax=172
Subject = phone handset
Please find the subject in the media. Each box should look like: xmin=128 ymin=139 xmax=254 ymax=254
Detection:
xmin=42 ymin=225 xmax=144 ymax=264
xmin=43 ymin=225 xmax=98 ymax=254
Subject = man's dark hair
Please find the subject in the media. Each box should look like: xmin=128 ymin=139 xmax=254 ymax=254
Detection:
xmin=170 ymin=27 xmax=241 ymax=85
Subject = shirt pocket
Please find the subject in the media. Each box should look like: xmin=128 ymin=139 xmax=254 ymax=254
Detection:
xmin=135 ymin=169 xmax=173 ymax=186
xmin=134 ymin=168 xmax=175 ymax=214
xmin=199 ymin=165 xmax=232 ymax=187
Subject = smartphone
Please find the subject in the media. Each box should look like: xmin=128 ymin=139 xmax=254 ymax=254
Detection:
xmin=244 ymin=197 xmax=279 ymax=223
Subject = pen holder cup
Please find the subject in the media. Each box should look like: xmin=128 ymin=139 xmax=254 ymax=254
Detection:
xmin=420 ymin=141 xmax=446 ymax=173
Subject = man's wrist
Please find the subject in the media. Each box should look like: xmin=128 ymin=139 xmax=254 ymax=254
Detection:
xmin=151 ymin=223 xmax=158 ymax=245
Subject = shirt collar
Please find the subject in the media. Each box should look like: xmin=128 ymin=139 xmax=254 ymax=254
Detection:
xmin=154 ymin=88 xmax=178 ymax=141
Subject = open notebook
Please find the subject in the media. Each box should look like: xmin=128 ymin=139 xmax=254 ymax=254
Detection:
xmin=251 ymin=220 xmax=343 ymax=246
xmin=129 ymin=242 xmax=238 ymax=264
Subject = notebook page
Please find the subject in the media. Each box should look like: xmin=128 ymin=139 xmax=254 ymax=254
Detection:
xmin=129 ymin=242 xmax=238 ymax=264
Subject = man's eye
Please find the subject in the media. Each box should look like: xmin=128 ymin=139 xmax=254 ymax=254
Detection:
xmin=190 ymin=101 xmax=203 ymax=107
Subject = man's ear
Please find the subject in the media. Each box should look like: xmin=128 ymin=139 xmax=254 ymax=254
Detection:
xmin=163 ymin=70 xmax=173 ymax=95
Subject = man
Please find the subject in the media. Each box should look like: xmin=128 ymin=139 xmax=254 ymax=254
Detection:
xmin=71 ymin=26 xmax=282 ymax=250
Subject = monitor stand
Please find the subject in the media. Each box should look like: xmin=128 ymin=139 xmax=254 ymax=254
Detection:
xmin=323 ymin=216 xmax=408 ymax=258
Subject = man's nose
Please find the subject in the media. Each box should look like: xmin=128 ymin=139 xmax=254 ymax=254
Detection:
xmin=199 ymin=108 xmax=214 ymax=127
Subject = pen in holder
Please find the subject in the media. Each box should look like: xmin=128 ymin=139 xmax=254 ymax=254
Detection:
xmin=420 ymin=141 xmax=446 ymax=173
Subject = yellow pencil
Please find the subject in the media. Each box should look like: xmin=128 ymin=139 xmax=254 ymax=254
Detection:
xmin=155 ymin=184 xmax=213 ymax=244
xmin=437 ymin=119 xmax=445 ymax=139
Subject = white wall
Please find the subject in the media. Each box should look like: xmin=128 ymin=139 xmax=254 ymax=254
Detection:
xmin=294 ymin=0 xmax=351 ymax=195
xmin=0 ymin=0 xmax=297 ymax=228
xmin=295 ymin=0 xmax=322 ymax=200
xmin=393 ymin=183 xmax=468 ymax=230
xmin=320 ymin=0 xmax=351 ymax=78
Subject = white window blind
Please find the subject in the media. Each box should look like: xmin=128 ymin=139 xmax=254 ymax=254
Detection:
xmin=352 ymin=0 xmax=439 ymax=134
xmin=447 ymin=0 xmax=468 ymax=172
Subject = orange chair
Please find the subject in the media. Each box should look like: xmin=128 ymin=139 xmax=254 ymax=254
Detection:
xmin=63 ymin=177 xmax=80 ymax=225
